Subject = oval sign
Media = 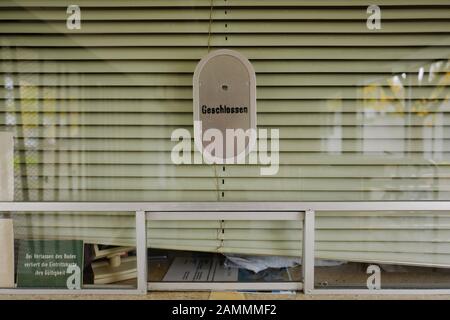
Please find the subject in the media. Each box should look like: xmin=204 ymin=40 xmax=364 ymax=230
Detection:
xmin=193 ymin=49 xmax=257 ymax=164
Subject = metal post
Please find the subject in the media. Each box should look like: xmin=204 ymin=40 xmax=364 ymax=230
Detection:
xmin=302 ymin=209 xmax=315 ymax=294
xmin=135 ymin=210 xmax=147 ymax=294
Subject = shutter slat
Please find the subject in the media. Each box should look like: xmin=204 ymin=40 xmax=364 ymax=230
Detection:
xmin=1 ymin=0 xmax=449 ymax=7
xmin=2 ymin=21 xmax=450 ymax=34
xmin=17 ymin=164 xmax=450 ymax=178
xmin=1 ymin=60 xmax=446 ymax=73
xmin=3 ymin=73 xmax=448 ymax=87
xmin=3 ymin=34 xmax=450 ymax=47
xmin=2 ymin=47 xmax=447 ymax=60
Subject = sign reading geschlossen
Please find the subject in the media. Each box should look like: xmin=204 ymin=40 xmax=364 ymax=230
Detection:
xmin=193 ymin=49 xmax=257 ymax=164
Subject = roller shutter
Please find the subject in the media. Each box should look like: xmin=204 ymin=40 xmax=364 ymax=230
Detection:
xmin=1 ymin=0 xmax=449 ymax=266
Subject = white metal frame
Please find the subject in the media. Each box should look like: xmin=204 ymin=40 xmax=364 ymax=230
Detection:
xmin=302 ymin=209 xmax=315 ymax=294
xmin=1 ymin=202 xmax=450 ymax=295
xmin=146 ymin=210 xmax=303 ymax=292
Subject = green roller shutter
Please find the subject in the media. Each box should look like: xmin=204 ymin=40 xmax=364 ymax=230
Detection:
xmin=1 ymin=0 xmax=449 ymax=266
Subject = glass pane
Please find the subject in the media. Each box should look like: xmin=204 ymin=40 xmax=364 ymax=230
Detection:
xmin=1 ymin=0 xmax=449 ymax=296
xmin=314 ymin=211 xmax=450 ymax=290
xmin=0 ymin=212 xmax=137 ymax=290
xmin=147 ymin=220 xmax=302 ymax=287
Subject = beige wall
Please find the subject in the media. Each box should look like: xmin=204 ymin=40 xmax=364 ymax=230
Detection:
xmin=0 ymin=132 xmax=13 ymax=201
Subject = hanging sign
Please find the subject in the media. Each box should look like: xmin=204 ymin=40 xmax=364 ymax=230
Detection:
xmin=193 ymin=49 xmax=257 ymax=163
